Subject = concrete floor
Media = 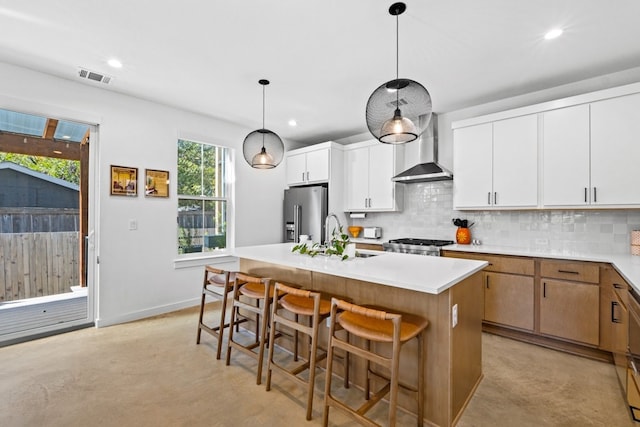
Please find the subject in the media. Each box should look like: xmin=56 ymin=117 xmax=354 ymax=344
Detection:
xmin=0 ymin=304 xmax=634 ymax=426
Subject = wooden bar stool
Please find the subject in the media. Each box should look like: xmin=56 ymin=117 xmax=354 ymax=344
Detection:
xmin=196 ymin=266 xmax=244 ymax=360
xmin=322 ymin=298 xmax=429 ymax=427
xmin=265 ymin=282 xmax=334 ymax=420
xmin=225 ymin=272 xmax=275 ymax=385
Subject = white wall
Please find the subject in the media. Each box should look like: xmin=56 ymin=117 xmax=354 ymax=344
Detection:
xmin=0 ymin=61 xmax=288 ymax=326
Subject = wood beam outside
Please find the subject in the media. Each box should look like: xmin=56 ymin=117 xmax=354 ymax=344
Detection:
xmin=43 ymin=119 xmax=59 ymax=139
xmin=0 ymin=132 xmax=80 ymax=160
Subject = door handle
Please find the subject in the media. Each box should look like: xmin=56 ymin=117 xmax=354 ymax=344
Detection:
xmin=611 ymin=301 xmax=621 ymax=323
xmin=543 ymin=282 xmax=546 ymax=298
xmin=301 ymin=172 xmax=305 ymax=182
xmin=486 ymin=275 xmax=490 ymax=289
xmin=584 ymin=188 xmax=587 ymax=203
xmin=593 ymin=187 xmax=597 ymax=203
xmin=306 ymin=171 xmax=309 ymax=181
xmin=494 ymin=192 xmax=497 ymax=205
xmin=487 ymin=192 xmax=491 ymax=205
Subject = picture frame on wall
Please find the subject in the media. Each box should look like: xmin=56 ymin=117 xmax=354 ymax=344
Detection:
xmin=145 ymin=169 xmax=169 ymax=198
xmin=111 ymin=165 xmax=138 ymax=196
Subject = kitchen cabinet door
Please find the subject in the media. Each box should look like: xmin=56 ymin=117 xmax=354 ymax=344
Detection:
xmin=591 ymin=92 xmax=640 ymax=206
xmin=453 ymin=123 xmax=493 ymax=208
xmin=540 ymin=279 xmax=600 ymax=346
xmin=344 ymin=146 xmax=369 ymax=210
xmin=286 ymin=152 xmax=308 ymax=186
xmin=367 ymin=143 xmax=395 ymax=210
xmin=492 ymin=114 xmax=538 ymax=207
xmin=305 ymin=148 xmax=330 ymax=183
xmin=484 ymin=272 xmax=534 ymax=331
xmin=542 ymin=105 xmax=591 ymax=206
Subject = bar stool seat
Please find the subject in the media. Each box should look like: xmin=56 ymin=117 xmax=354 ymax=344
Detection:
xmin=196 ymin=266 xmax=244 ymax=360
xmin=323 ymin=298 xmax=429 ymax=427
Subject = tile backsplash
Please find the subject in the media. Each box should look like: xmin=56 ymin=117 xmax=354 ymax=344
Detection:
xmin=351 ymin=181 xmax=640 ymax=255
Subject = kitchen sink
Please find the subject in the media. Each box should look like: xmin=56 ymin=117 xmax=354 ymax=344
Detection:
xmin=355 ymin=252 xmax=379 ymax=258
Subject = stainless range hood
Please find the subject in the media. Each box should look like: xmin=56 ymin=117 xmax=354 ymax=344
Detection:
xmin=392 ymin=113 xmax=453 ymax=183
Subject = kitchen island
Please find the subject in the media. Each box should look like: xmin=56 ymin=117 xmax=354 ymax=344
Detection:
xmin=234 ymin=243 xmax=487 ymax=427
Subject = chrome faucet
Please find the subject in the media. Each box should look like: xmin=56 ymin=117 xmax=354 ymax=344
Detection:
xmin=324 ymin=213 xmax=342 ymax=246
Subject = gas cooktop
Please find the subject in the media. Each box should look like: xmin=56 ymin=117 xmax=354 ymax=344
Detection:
xmin=382 ymin=238 xmax=454 ymax=256
xmin=387 ymin=238 xmax=454 ymax=247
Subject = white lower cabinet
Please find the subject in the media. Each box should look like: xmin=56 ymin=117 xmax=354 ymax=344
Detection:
xmin=344 ymin=141 xmax=402 ymax=212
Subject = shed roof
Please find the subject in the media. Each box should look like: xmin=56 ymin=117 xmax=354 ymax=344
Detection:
xmin=0 ymin=161 xmax=79 ymax=191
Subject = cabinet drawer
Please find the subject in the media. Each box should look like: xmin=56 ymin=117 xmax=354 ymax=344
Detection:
xmin=540 ymin=260 xmax=599 ymax=283
xmin=443 ymin=251 xmax=534 ymax=275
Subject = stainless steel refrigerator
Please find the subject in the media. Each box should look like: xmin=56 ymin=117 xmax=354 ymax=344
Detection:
xmin=283 ymin=185 xmax=328 ymax=244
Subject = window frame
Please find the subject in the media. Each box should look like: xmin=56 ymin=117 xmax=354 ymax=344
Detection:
xmin=175 ymin=137 xmax=234 ymax=259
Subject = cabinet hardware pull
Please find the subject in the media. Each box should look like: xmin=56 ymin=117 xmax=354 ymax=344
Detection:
xmin=593 ymin=187 xmax=597 ymax=203
xmin=543 ymin=282 xmax=546 ymax=298
xmin=302 ymin=172 xmax=305 ymax=181
xmin=613 ymin=283 xmax=624 ymax=289
xmin=611 ymin=301 xmax=621 ymax=323
xmin=486 ymin=276 xmax=490 ymax=289
xmin=306 ymin=171 xmax=309 ymax=181
xmin=494 ymin=192 xmax=497 ymax=205
xmin=557 ymin=269 xmax=579 ymax=275
xmin=487 ymin=192 xmax=491 ymax=205
xmin=584 ymin=187 xmax=587 ymax=203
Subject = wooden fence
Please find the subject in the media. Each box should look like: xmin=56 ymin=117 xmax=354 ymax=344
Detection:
xmin=0 ymin=232 xmax=79 ymax=302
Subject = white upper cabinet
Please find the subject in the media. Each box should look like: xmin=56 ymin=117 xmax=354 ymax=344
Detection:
xmin=454 ymin=115 xmax=537 ymax=209
xmin=344 ymin=140 xmax=403 ymax=212
xmin=286 ymin=146 xmax=330 ymax=186
xmin=453 ymin=123 xmax=493 ymax=208
xmin=492 ymin=115 xmax=538 ymax=207
xmin=590 ymin=92 xmax=640 ymax=206
xmin=542 ymin=104 xmax=591 ymax=206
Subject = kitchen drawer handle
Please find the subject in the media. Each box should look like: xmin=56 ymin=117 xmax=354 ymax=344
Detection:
xmin=557 ymin=269 xmax=579 ymax=275
xmin=613 ymin=283 xmax=624 ymax=289
xmin=611 ymin=301 xmax=621 ymax=323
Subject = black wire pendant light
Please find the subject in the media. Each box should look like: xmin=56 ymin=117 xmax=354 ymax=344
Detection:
xmin=365 ymin=2 xmax=432 ymax=144
xmin=242 ymin=79 xmax=284 ymax=169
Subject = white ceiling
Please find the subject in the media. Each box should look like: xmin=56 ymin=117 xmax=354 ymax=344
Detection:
xmin=1 ymin=1 xmax=640 ymax=145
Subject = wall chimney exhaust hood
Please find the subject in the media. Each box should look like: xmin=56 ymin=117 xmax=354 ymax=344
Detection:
xmin=392 ymin=113 xmax=453 ymax=183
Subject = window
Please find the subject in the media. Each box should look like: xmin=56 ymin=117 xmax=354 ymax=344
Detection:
xmin=177 ymin=139 xmax=229 ymax=255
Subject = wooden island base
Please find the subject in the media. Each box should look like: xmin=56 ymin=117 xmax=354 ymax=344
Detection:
xmin=240 ymin=258 xmax=484 ymax=427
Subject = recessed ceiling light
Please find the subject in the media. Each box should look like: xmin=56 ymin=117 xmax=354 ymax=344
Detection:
xmin=544 ymin=28 xmax=563 ymax=40
xmin=288 ymin=119 xmax=297 ymax=127
xmin=107 ymin=58 xmax=123 ymax=68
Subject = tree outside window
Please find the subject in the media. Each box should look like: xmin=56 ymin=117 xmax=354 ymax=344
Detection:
xmin=177 ymin=139 xmax=228 ymax=254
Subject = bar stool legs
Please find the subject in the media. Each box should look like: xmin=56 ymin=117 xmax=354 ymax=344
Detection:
xmin=225 ymin=272 xmax=274 ymax=385
xmin=196 ymin=266 xmax=239 ymax=360
xmin=265 ymin=282 xmax=332 ymax=420
xmin=323 ymin=298 xmax=429 ymax=427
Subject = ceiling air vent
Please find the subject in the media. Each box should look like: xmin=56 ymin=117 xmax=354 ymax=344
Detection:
xmin=77 ymin=67 xmax=113 ymax=85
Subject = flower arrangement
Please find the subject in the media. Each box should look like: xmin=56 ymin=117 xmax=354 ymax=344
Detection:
xmin=452 ymin=218 xmax=475 ymax=245
xmin=292 ymin=226 xmax=351 ymax=261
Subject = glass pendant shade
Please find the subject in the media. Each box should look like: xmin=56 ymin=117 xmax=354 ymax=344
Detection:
xmin=243 ymin=128 xmax=283 ymax=169
xmin=365 ymin=3 xmax=433 ymax=144
xmin=242 ymin=79 xmax=284 ymax=169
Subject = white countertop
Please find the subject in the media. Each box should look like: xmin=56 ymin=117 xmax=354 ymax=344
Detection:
xmin=234 ymin=243 xmax=487 ymax=295
xmin=444 ymin=244 xmax=640 ymax=293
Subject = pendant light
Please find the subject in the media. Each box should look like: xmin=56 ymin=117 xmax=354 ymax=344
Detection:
xmin=242 ymin=79 xmax=284 ymax=169
xmin=365 ymin=2 xmax=432 ymax=144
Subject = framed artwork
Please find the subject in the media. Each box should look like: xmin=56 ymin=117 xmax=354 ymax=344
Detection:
xmin=110 ymin=165 xmax=138 ymax=196
xmin=145 ymin=169 xmax=169 ymax=198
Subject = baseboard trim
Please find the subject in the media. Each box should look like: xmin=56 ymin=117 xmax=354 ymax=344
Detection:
xmin=95 ymin=297 xmax=200 ymax=328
